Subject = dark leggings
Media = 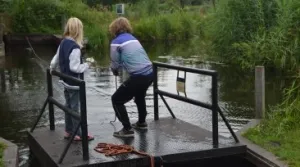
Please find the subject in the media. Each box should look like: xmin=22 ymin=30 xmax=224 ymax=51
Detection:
xmin=111 ymin=74 xmax=153 ymax=130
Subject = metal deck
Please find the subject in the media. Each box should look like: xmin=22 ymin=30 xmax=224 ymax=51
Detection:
xmin=28 ymin=118 xmax=246 ymax=167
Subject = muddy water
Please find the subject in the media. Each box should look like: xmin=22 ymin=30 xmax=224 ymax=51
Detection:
xmin=0 ymin=42 xmax=288 ymax=166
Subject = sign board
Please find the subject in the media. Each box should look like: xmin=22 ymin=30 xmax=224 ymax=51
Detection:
xmin=116 ymin=4 xmax=125 ymax=15
xmin=176 ymin=77 xmax=185 ymax=93
xmin=176 ymin=71 xmax=186 ymax=94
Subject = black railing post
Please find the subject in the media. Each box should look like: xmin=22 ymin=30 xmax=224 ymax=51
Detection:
xmin=212 ymin=73 xmax=219 ymax=148
xmin=79 ymin=81 xmax=89 ymax=161
xmin=47 ymin=69 xmax=55 ymax=130
xmin=159 ymin=94 xmax=176 ymax=119
xmin=30 ymin=97 xmax=48 ymax=132
xmin=58 ymin=121 xmax=82 ymax=164
xmin=1 ymin=69 xmax=6 ymax=93
xmin=153 ymin=64 xmax=159 ymax=120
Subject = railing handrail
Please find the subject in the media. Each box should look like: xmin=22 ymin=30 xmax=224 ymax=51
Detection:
xmin=48 ymin=97 xmax=81 ymax=120
xmin=153 ymin=62 xmax=220 ymax=147
xmin=153 ymin=61 xmax=217 ymax=76
xmin=30 ymin=69 xmax=89 ymax=164
xmin=51 ymin=70 xmax=84 ymax=85
xmin=155 ymin=89 xmax=212 ymax=109
xmin=152 ymin=61 xmax=239 ymax=146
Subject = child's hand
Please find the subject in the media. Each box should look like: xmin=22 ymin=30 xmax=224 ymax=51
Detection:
xmin=86 ymin=57 xmax=95 ymax=68
xmin=86 ymin=57 xmax=95 ymax=63
xmin=50 ymin=67 xmax=54 ymax=75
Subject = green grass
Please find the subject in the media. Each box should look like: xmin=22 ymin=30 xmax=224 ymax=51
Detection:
xmin=0 ymin=142 xmax=7 ymax=167
xmin=244 ymin=127 xmax=300 ymax=167
xmin=244 ymin=80 xmax=300 ymax=167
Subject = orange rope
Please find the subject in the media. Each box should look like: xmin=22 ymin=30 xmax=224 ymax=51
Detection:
xmin=94 ymin=143 xmax=155 ymax=167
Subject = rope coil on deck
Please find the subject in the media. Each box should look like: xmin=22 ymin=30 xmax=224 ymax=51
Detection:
xmin=94 ymin=143 xmax=155 ymax=167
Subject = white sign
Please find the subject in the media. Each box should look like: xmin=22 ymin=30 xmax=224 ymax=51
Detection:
xmin=116 ymin=4 xmax=125 ymax=15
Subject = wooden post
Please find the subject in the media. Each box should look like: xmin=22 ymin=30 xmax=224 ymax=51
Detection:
xmin=0 ymin=23 xmax=4 ymax=57
xmin=255 ymin=66 xmax=265 ymax=119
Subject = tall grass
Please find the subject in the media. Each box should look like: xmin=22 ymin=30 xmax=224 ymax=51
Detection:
xmin=233 ymin=0 xmax=300 ymax=71
xmin=244 ymin=83 xmax=300 ymax=167
xmin=0 ymin=142 xmax=6 ymax=167
xmin=249 ymin=79 xmax=300 ymax=137
xmin=7 ymin=0 xmax=204 ymax=53
xmin=204 ymin=0 xmax=300 ymax=70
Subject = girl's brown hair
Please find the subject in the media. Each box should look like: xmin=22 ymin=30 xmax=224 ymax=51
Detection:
xmin=109 ymin=17 xmax=133 ymax=37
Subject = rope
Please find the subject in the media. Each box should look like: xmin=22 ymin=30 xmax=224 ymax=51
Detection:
xmin=25 ymin=36 xmax=134 ymax=123
xmin=94 ymin=143 xmax=155 ymax=167
xmin=25 ymin=36 xmax=49 ymax=66
xmin=25 ymin=36 xmax=65 ymax=99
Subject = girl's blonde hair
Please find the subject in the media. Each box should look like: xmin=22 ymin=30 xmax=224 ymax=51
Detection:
xmin=63 ymin=17 xmax=83 ymax=48
xmin=109 ymin=17 xmax=133 ymax=37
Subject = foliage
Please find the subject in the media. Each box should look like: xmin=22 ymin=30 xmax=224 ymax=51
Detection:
xmin=205 ymin=0 xmax=278 ymax=68
xmin=10 ymin=0 xmax=64 ymax=33
xmin=0 ymin=142 xmax=6 ymax=167
xmin=6 ymin=0 xmax=204 ymax=52
xmin=0 ymin=0 xmax=12 ymax=13
xmin=205 ymin=0 xmax=300 ymax=72
xmin=233 ymin=0 xmax=300 ymax=71
xmin=244 ymin=78 xmax=300 ymax=166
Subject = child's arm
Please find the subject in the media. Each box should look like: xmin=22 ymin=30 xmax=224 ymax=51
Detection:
xmin=69 ymin=48 xmax=89 ymax=73
xmin=50 ymin=46 xmax=60 ymax=71
xmin=110 ymin=44 xmax=121 ymax=75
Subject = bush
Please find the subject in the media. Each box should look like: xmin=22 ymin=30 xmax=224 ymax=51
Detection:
xmin=0 ymin=0 xmax=12 ymax=13
xmin=7 ymin=0 xmax=206 ymax=52
xmin=133 ymin=17 xmax=158 ymax=41
xmin=232 ymin=0 xmax=300 ymax=71
xmin=0 ymin=142 xmax=6 ymax=167
xmin=11 ymin=0 xmax=64 ymax=33
xmin=205 ymin=0 xmax=278 ymax=68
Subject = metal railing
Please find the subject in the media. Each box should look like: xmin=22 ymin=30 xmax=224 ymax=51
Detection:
xmin=30 ymin=69 xmax=89 ymax=164
xmin=153 ymin=62 xmax=239 ymax=147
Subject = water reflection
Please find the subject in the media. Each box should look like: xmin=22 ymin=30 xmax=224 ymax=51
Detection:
xmin=0 ymin=40 xmax=289 ymax=166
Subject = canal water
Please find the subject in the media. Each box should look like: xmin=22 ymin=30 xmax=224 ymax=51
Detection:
xmin=0 ymin=41 xmax=288 ymax=166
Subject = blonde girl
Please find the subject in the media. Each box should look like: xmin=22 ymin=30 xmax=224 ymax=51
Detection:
xmin=50 ymin=17 xmax=94 ymax=141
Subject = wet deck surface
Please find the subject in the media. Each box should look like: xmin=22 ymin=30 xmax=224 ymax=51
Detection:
xmin=28 ymin=117 xmax=246 ymax=167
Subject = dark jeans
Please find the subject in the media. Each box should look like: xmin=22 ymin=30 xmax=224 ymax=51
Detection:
xmin=112 ymin=74 xmax=153 ymax=130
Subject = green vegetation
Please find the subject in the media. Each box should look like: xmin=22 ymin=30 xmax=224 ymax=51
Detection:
xmin=1 ymin=0 xmax=205 ymax=52
xmin=0 ymin=142 xmax=6 ymax=167
xmin=2 ymin=0 xmax=300 ymax=166
xmin=244 ymin=80 xmax=300 ymax=167
xmin=204 ymin=0 xmax=300 ymax=166
xmin=2 ymin=0 xmax=300 ymax=71
xmin=245 ymin=127 xmax=300 ymax=167
xmin=205 ymin=0 xmax=300 ymax=72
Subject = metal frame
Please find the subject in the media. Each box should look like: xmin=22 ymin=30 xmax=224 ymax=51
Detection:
xmin=30 ymin=69 xmax=89 ymax=164
xmin=153 ymin=62 xmax=239 ymax=147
